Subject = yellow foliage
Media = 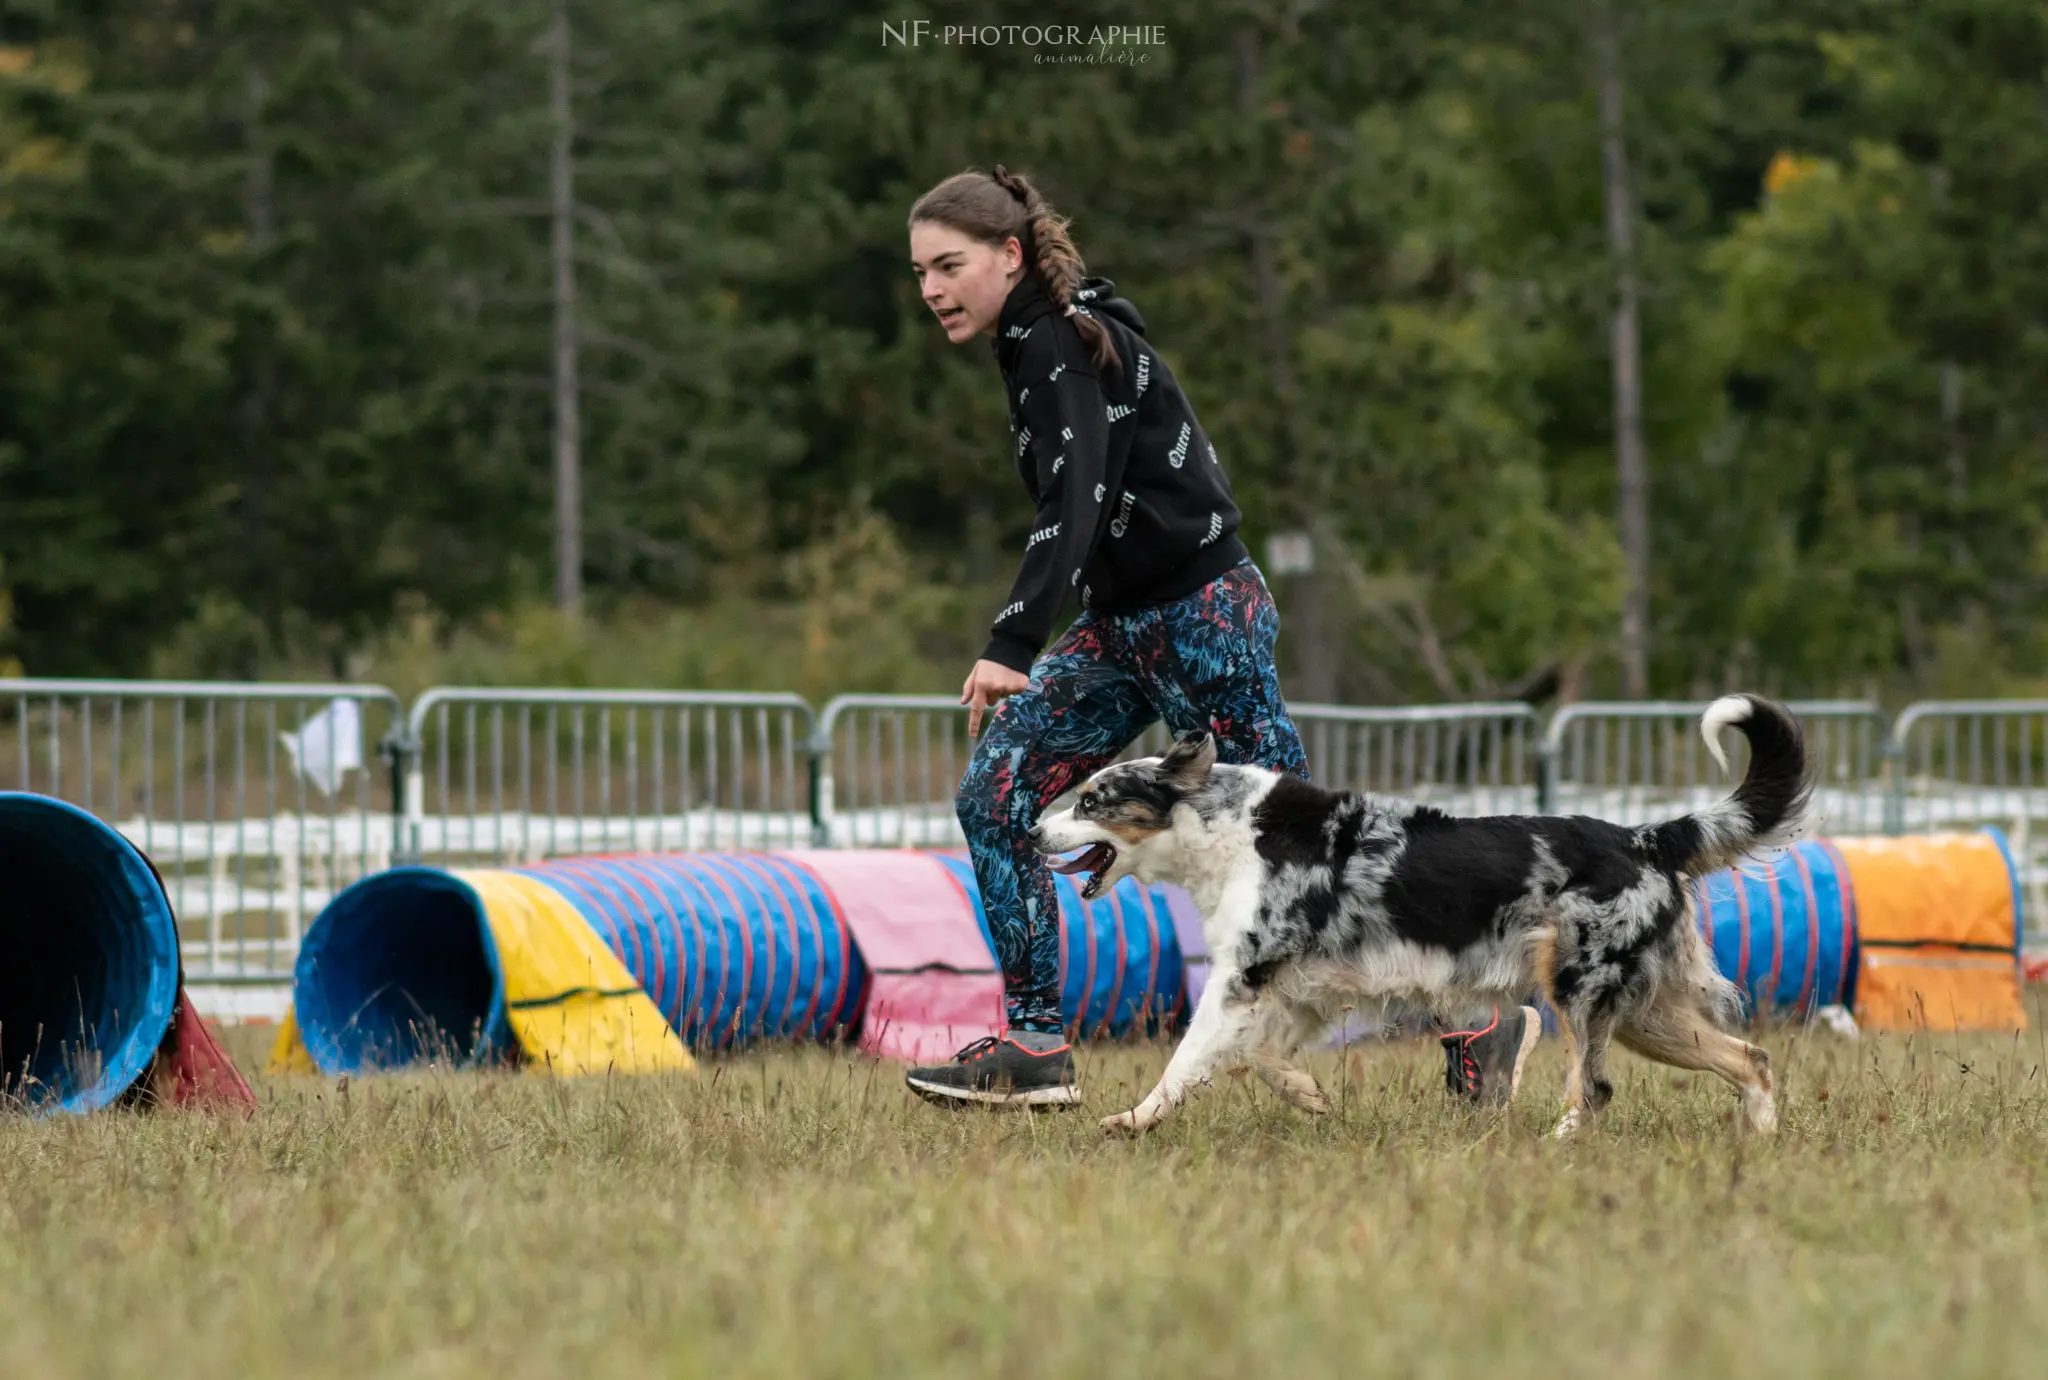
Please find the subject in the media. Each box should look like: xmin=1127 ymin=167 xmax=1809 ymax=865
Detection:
xmin=5 ymin=135 xmax=75 ymax=180
xmin=1763 ymin=150 xmax=1821 ymax=196
xmin=0 ymin=41 xmax=85 ymax=92
xmin=780 ymin=499 xmax=956 ymax=702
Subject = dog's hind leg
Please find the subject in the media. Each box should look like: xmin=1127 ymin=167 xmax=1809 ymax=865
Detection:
xmin=1102 ymin=967 xmax=1260 ymax=1137
xmin=1550 ymin=1007 xmax=1582 ymax=1138
xmin=1552 ymin=996 xmax=1618 ymax=1139
xmin=1617 ymin=990 xmax=1776 ymax=1134
xmin=1250 ymin=1002 xmax=1332 ymax=1115
xmin=1534 ymin=922 xmax=1594 ymax=1140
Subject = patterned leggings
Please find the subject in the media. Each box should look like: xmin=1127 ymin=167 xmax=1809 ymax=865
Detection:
xmin=956 ymin=559 xmax=1309 ymax=1034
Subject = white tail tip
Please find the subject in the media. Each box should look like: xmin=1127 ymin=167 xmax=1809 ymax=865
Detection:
xmin=1700 ymin=695 xmax=1754 ymax=775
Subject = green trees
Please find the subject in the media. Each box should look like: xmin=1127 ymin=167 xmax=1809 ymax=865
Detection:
xmin=1 ymin=1 xmax=2044 ymax=699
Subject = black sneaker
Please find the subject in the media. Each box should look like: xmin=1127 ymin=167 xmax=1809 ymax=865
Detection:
xmin=905 ymin=1033 xmax=1080 ymax=1108
xmin=1440 ymin=1005 xmax=1541 ymax=1106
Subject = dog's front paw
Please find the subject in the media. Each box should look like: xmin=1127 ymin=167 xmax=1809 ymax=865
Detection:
xmin=1100 ymin=1109 xmax=1146 ymax=1137
xmin=1288 ymin=1083 xmax=1331 ymax=1115
xmin=1275 ymin=1071 xmax=1329 ymax=1114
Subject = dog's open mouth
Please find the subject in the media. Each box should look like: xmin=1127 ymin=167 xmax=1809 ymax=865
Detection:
xmin=1049 ymin=841 xmax=1118 ymax=899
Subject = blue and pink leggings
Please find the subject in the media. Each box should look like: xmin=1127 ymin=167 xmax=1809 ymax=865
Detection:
xmin=955 ymin=559 xmax=1309 ymax=1034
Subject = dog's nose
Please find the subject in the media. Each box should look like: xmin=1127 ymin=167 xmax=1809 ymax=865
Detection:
xmin=1027 ymin=823 xmax=1046 ymax=849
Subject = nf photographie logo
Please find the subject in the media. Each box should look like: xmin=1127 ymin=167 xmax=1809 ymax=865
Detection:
xmin=882 ymin=21 xmax=1167 ymax=64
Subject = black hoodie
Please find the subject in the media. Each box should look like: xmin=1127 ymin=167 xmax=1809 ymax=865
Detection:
xmin=980 ymin=273 xmax=1247 ymax=673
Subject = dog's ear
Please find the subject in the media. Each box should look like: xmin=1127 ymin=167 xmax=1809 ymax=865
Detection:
xmin=1160 ymin=730 xmax=1217 ymax=784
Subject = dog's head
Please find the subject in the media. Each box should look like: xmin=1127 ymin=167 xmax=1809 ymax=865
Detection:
xmin=1029 ymin=730 xmax=1218 ymax=899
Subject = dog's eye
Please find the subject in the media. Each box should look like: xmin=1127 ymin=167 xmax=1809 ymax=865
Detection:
xmin=1076 ymin=796 xmax=1096 ymax=816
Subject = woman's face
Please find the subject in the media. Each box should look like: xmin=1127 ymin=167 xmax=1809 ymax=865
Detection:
xmin=910 ymin=220 xmax=1023 ymax=344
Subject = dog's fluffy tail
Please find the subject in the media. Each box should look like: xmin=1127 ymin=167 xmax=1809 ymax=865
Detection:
xmin=1642 ymin=694 xmax=1813 ymax=880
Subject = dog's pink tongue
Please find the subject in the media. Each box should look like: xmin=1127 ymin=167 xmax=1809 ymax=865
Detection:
xmin=1049 ymin=843 xmax=1109 ymax=875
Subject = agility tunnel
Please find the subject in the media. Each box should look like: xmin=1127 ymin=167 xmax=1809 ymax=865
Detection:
xmin=1831 ymin=830 xmax=2026 ymax=1032
xmin=1686 ymin=830 xmax=2023 ymax=1030
xmin=0 ymin=792 xmax=255 ymax=1114
xmin=1688 ymin=839 xmax=1857 ymax=1017
xmin=281 ymin=849 xmax=1190 ymax=1076
xmin=930 ymin=852 xmax=1186 ymax=1039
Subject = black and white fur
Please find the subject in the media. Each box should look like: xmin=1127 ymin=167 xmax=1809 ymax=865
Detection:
xmin=1030 ymin=694 xmax=1812 ymax=1138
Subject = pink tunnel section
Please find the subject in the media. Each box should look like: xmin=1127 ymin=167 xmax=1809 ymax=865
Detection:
xmin=786 ymin=850 xmax=1005 ymax=1064
xmin=784 ymin=850 xmax=1202 ymax=1062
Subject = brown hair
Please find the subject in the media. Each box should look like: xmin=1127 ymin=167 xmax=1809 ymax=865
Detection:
xmin=909 ymin=164 xmax=1120 ymax=373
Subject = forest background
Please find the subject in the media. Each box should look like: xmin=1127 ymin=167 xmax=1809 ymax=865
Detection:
xmin=4 ymin=0 xmax=2046 ymax=711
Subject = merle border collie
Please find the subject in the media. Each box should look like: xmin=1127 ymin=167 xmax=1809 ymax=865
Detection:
xmin=1031 ymin=694 xmax=1811 ymax=1139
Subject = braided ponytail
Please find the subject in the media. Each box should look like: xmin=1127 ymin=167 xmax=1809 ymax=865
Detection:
xmin=909 ymin=164 xmax=1122 ymax=373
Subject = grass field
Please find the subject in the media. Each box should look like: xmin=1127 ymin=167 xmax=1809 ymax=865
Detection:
xmin=4 ymin=1010 xmax=2048 ymax=1379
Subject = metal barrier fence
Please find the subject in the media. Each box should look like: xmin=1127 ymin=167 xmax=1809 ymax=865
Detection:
xmin=7 ymin=680 xmax=2048 ymax=975
xmin=1540 ymin=700 xmax=1892 ymax=835
xmin=808 ymin=696 xmax=1543 ymax=848
xmin=809 ymin=695 xmax=974 ymax=849
xmin=0 ymin=679 xmax=405 ymax=982
xmin=399 ymin=687 xmax=815 ymax=867
xmin=1889 ymin=700 xmax=2048 ymax=833
xmin=1293 ymin=702 xmax=1541 ymax=814
xmin=809 ymin=695 xmax=1189 ymax=850
xmin=1889 ymin=701 xmax=2048 ymax=931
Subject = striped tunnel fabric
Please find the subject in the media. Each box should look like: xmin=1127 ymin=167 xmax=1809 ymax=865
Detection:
xmin=1689 ymin=840 xmax=1856 ymax=1017
xmin=930 ymin=852 xmax=1186 ymax=1039
xmin=288 ymin=849 xmax=1191 ymax=1075
xmin=519 ymin=855 xmax=868 ymax=1049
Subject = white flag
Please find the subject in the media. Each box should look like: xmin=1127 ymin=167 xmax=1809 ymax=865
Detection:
xmin=281 ymin=697 xmax=364 ymax=797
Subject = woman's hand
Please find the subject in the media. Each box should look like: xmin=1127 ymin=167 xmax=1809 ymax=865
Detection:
xmin=961 ymin=659 xmax=1031 ymax=738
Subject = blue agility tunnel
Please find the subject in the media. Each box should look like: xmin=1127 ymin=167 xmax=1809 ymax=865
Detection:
xmin=932 ymin=853 xmax=1186 ymax=1038
xmin=523 ymin=854 xmax=867 ymax=1049
xmin=1689 ymin=839 xmax=1856 ymax=1017
xmin=293 ymin=854 xmax=869 ymax=1072
xmin=291 ymin=847 xmax=1183 ymax=1075
xmin=0 ymin=792 xmax=181 ymax=1112
xmin=291 ymin=866 xmax=515 ymax=1075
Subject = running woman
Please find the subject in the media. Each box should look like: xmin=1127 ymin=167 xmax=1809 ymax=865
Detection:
xmin=899 ymin=165 xmax=1537 ymax=1109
